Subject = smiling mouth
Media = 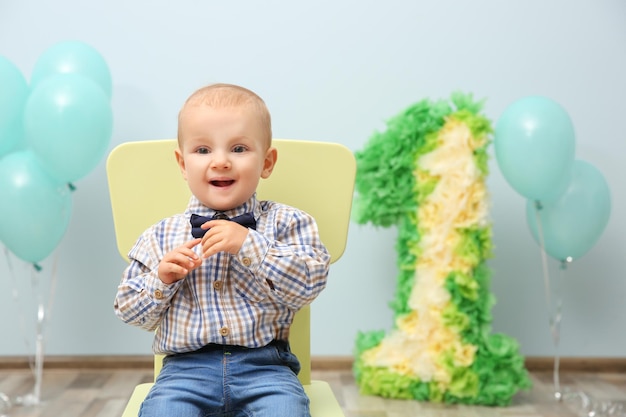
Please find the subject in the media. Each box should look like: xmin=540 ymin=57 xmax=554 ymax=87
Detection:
xmin=210 ymin=180 xmax=235 ymax=187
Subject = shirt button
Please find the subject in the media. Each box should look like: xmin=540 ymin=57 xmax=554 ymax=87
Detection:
xmin=213 ymin=281 xmax=223 ymax=290
xmin=219 ymin=327 xmax=230 ymax=336
xmin=242 ymin=257 xmax=251 ymax=267
xmin=154 ymin=290 xmax=164 ymax=299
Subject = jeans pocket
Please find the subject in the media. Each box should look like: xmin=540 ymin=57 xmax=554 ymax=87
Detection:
xmin=272 ymin=341 xmax=301 ymax=375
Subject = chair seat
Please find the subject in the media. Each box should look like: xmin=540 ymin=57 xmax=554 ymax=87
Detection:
xmin=121 ymin=380 xmax=344 ymax=417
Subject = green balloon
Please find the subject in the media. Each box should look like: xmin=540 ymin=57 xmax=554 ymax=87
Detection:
xmin=24 ymin=73 xmax=113 ymax=183
xmin=0 ymin=150 xmax=73 ymax=263
xmin=0 ymin=56 xmax=28 ymax=157
xmin=526 ymin=160 xmax=611 ymax=261
xmin=495 ymin=96 xmax=576 ymax=202
xmin=30 ymin=40 xmax=112 ymax=99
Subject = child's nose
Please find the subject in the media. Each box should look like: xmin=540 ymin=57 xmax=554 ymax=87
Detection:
xmin=210 ymin=151 xmax=231 ymax=169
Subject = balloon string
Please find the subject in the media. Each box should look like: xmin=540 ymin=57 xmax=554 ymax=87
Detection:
xmin=21 ymin=249 xmax=60 ymax=407
xmin=47 ymin=247 xmax=60 ymax=325
xmin=533 ymin=201 xmax=553 ymax=319
xmin=4 ymin=247 xmax=33 ymax=363
xmin=551 ymin=260 xmax=566 ymax=401
xmin=0 ymin=247 xmax=60 ymax=408
xmin=33 ymin=247 xmax=60 ymax=405
xmin=532 ymin=204 xmax=624 ymax=416
xmin=533 ymin=201 xmax=562 ymax=400
xmin=1 ymin=248 xmax=16 ymax=414
xmin=32 ymin=264 xmax=45 ymax=406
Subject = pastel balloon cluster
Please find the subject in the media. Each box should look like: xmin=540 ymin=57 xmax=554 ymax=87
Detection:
xmin=0 ymin=41 xmax=113 ymax=264
xmin=494 ymin=96 xmax=611 ymax=262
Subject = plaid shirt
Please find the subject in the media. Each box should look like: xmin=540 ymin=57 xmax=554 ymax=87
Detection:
xmin=114 ymin=194 xmax=330 ymax=354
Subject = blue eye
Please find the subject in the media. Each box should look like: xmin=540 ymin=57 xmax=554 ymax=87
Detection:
xmin=196 ymin=147 xmax=210 ymax=154
xmin=232 ymin=145 xmax=246 ymax=153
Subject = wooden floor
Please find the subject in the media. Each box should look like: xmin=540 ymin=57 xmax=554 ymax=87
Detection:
xmin=0 ymin=368 xmax=625 ymax=417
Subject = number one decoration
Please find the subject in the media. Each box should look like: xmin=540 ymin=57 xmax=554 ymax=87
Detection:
xmin=353 ymin=93 xmax=531 ymax=406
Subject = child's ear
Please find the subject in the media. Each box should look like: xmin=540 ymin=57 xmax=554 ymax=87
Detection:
xmin=175 ymin=148 xmax=188 ymax=180
xmin=261 ymin=147 xmax=277 ymax=179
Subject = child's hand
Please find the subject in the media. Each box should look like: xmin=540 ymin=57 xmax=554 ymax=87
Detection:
xmin=158 ymin=238 xmax=202 ymax=284
xmin=200 ymin=220 xmax=249 ymax=258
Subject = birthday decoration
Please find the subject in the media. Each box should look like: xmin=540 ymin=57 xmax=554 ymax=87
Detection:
xmin=525 ymin=160 xmax=611 ymax=262
xmin=495 ymin=96 xmax=613 ymax=414
xmin=0 ymin=41 xmax=113 ymax=408
xmin=0 ymin=56 xmax=28 ymax=158
xmin=0 ymin=151 xmax=73 ymax=263
xmin=494 ymin=96 xmax=575 ymax=202
xmin=353 ymin=93 xmax=531 ymax=406
xmin=0 ymin=41 xmax=113 ymax=265
xmin=494 ymin=95 xmax=611 ymax=263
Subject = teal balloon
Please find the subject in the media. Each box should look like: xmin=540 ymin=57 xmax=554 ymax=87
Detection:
xmin=495 ymin=96 xmax=576 ymax=201
xmin=526 ymin=160 xmax=611 ymax=261
xmin=0 ymin=56 xmax=29 ymax=157
xmin=24 ymin=73 xmax=113 ymax=183
xmin=30 ymin=40 xmax=112 ymax=99
xmin=0 ymin=150 xmax=73 ymax=263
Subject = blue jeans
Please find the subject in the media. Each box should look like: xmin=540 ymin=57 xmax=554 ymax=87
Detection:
xmin=138 ymin=340 xmax=309 ymax=417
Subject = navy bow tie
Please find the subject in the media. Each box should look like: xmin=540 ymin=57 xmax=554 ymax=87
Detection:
xmin=190 ymin=212 xmax=256 ymax=238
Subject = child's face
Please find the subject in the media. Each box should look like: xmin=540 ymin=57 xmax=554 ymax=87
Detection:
xmin=175 ymin=104 xmax=276 ymax=211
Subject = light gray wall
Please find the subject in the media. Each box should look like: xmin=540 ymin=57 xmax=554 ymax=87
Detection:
xmin=1 ymin=0 xmax=624 ymax=358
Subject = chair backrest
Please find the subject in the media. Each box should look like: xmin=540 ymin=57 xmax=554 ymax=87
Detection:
xmin=106 ymin=138 xmax=355 ymax=384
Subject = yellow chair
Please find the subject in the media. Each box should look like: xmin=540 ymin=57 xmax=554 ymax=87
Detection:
xmin=106 ymin=139 xmax=355 ymax=417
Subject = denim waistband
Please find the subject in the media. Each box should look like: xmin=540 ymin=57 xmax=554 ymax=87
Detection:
xmin=195 ymin=339 xmax=288 ymax=353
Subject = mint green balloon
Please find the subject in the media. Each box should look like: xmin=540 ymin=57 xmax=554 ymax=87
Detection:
xmin=24 ymin=73 xmax=113 ymax=183
xmin=0 ymin=150 xmax=73 ymax=263
xmin=526 ymin=160 xmax=611 ymax=261
xmin=30 ymin=40 xmax=112 ymax=99
xmin=0 ymin=56 xmax=29 ymax=157
xmin=495 ymin=96 xmax=576 ymax=201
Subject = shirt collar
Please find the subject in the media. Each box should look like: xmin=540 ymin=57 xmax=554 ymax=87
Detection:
xmin=185 ymin=194 xmax=260 ymax=219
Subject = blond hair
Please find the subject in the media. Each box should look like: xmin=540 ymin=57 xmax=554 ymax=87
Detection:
xmin=177 ymin=83 xmax=272 ymax=147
